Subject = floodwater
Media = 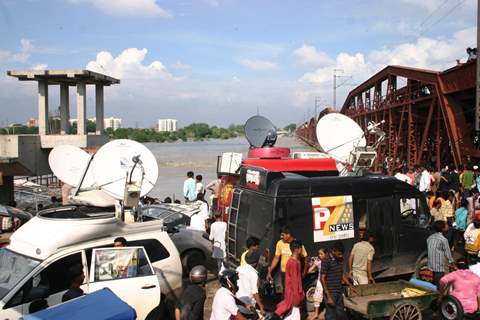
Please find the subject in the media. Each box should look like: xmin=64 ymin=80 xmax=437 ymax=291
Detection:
xmin=145 ymin=136 xmax=311 ymax=201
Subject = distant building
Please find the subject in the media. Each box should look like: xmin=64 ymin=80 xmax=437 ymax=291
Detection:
xmin=158 ymin=119 xmax=178 ymax=132
xmin=26 ymin=118 xmax=38 ymax=128
xmin=70 ymin=117 xmax=122 ymax=131
xmin=104 ymin=117 xmax=122 ymax=130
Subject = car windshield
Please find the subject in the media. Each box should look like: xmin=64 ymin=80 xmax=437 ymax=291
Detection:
xmin=145 ymin=208 xmax=173 ymax=219
xmin=0 ymin=249 xmax=40 ymax=300
xmin=143 ymin=207 xmax=187 ymax=226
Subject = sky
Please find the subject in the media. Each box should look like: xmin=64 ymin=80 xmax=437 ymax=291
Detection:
xmin=0 ymin=0 xmax=477 ymax=128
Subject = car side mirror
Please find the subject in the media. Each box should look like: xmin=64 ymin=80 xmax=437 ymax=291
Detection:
xmin=26 ymin=287 xmax=49 ymax=301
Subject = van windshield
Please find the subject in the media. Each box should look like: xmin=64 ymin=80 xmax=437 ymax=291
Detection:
xmin=0 ymin=249 xmax=40 ymax=300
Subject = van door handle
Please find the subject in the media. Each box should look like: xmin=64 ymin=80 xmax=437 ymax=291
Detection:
xmin=141 ymin=284 xmax=156 ymax=289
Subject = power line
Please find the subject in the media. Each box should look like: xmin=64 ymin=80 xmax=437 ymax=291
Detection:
xmin=417 ymin=0 xmax=467 ymax=37
xmin=417 ymin=0 xmax=450 ymax=28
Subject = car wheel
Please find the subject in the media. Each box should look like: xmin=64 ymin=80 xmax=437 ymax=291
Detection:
xmin=182 ymin=250 xmax=205 ymax=273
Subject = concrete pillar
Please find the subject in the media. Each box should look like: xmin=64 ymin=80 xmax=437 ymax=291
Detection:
xmin=60 ymin=84 xmax=70 ymax=135
xmin=38 ymin=81 xmax=49 ymax=135
xmin=76 ymin=82 xmax=87 ymax=135
xmin=95 ymin=84 xmax=104 ymax=134
xmin=0 ymin=176 xmax=14 ymax=205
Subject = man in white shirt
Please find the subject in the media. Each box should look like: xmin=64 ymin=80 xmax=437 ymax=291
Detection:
xmin=209 ymin=213 xmax=227 ymax=273
xmin=196 ymin=174 xmax=205 ymax=197
xmin=211 ymin=270 xmax=247 ymax=320
xmin=419 ymin=165 xmax=431 ymax=192
xmin=236 ymin=250 xmax=265 ymax=314
xmin=189 ymin=194 xmax=210 ymax=232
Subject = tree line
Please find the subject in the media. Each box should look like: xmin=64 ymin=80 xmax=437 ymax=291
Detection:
xmin=0 ymin=122 xmax=297 ymax=143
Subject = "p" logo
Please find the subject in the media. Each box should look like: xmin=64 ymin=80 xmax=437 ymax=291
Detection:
xmin=313 ymin=207 xmax=330 ymax=231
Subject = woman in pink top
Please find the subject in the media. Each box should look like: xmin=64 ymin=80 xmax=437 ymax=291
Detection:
xmin=439 ymin=260 xmax=480 ymax=314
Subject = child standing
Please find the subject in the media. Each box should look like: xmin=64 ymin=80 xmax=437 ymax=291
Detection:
xmin=308 ymin=248 xmax=327 ymax=319
xmin=275 ymin=240 xmax=305 ymax=319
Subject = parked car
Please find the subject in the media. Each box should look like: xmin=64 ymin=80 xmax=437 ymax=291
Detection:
xmin=141 ymin=203 xmax=214 ymax=272
xmin=0 ymin=205 xmax=33 ymax=247
xmin=0 ymin=205 xmax=182 ymax=320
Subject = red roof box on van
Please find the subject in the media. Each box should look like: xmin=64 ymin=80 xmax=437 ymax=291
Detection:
xmin=242 ymin=158 xmax=338 ymax=173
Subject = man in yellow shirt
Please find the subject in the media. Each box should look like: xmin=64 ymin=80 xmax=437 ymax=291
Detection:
xmin=267 ymin=226 xmax=308 ymax=292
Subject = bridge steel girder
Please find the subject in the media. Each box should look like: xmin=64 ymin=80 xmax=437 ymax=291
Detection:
xmin=338 ymin=61 xmax=477 ymax=174
xmin=295 ymin=60 xmax=477 ymax=173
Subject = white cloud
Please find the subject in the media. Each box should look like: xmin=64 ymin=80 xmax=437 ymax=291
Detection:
xmin=239 ymin=58 xmax=279 ymax=71
xmin=369 ymin=27 xmax=475 ymax=70
xmin=70 ymin=0 xmax=172 ymax=17
xmin=201 ymin=0 xmax=222 ymax=7
xmin=86 ymin=48 xmax=172 ymax=79
xmin=32 ymin=64 xmax=48 ymax=70
xmin=299 ymin=26 xmax=475 ymax=86
xmin=0 ymin=39 xmax=34 ymax=64
xmin=293 ymin=44 xmax=333 ymax=67
xmin=300 ymin=53 xmax=369 ymax=85
xmin=170 ymin=61 xmax=191 ymax=70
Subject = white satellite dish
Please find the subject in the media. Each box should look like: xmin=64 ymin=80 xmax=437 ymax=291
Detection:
xmin=48 ymin=145 xmax=96 ymax=188
xmin=316 ymin=113 xmax=366 ymax=163
xmin=92 ymin=139 xmax=158 ymax=199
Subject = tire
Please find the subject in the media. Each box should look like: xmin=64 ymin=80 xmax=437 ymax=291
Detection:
xmin=440 ymin=295 xmax=464 ymax=320
xmin=146 ymin=301 xmax=167 ymax=320
xmin=181 ymin=250 xmax=205 ymax=273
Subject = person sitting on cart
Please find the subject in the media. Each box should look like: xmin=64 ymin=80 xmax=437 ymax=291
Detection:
xmin=348 ymin=230 xmax=375 ymax=285
xmin=439 ymin=259 xmax=480 ymax=315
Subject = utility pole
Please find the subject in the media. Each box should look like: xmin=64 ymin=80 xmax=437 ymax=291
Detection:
xmin=476 ymin=0 xmax=480 ymax=145
xmin=333 ymin=69 xmax=344 ymax=110
xmin=314 ymin=96 xmax=320 ymax=120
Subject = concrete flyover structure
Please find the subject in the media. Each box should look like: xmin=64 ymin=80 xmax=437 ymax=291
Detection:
xmin=0 ymin=69 xmax=120 ymax=204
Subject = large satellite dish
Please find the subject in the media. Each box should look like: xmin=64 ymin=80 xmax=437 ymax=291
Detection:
xmin=92 ymin=139 xmax=158 ymax=199
xmin=244 ymin=115 xmax=277 ymax=148
xmin=316 ymin=113 xmax=366 ymax=162
xmin=48 ymin=145 xmax=96 ymax=188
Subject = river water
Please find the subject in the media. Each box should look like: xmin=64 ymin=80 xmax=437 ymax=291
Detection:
xmin=145 ymin=136 xmax=311 ymax=200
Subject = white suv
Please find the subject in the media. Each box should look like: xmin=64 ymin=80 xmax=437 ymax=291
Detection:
xmin=0 ymin=206 xmax=182 ymax=320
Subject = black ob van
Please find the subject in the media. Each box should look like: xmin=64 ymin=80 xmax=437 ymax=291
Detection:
xmin=226 ymin=164 xmax=432 ymax=281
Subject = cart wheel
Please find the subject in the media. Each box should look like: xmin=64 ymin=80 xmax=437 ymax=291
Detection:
xmin=389 ymin=301 xmax=422 ymax=320
xmin=305 ymin=286 xmax=316 ymax=302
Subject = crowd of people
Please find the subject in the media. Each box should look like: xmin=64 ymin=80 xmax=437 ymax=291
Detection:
xmin=172 ymin=223 xmax=377 ymax=320
xmin=174 ymin=164 xmax=480 ymax=319
xmin=393 ymin=163 xmax=480 ymax=316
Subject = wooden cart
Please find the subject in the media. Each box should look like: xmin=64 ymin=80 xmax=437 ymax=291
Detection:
xmin=343 ymin=280 xmax=439 ymax=320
